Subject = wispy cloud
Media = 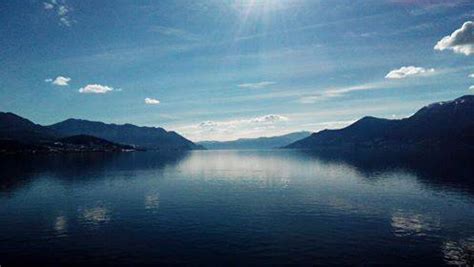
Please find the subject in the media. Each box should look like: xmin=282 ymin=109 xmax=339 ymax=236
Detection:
xmin=470 ymin=85 xmax=474 ymax=90
xmin=297 ymin=66 xmax=466 ymax=104
xmin=391 ymin=0 xmax=465 ymax=8
xmin=235 ymin=11 xmax=390 ymax=42
xmin=145 ymin=97 xmax=160 ymax=105
xmin=149 ymin=26 xmax=200 ymax=41
xmin=237 ymin=81 xmax=276 ymax=89
xmin=43 ymin=0 xmax=74 ymax=27
xmin=469 ymin=73 xmax=474 ymax=78
xmin=45 ymin=76 xmax=71 ymax=86
xmin=385 ymin=66 xmax=436 ymax=79
xmin=59 ymin=42 xmax=205 ymax=69
xmin=300 ymin=82 xmax=385 ymax=103
xmin=435 ymin=21 xmax=474 ymax=56
xmin=78 ymin=84 xmax=114 ymax=94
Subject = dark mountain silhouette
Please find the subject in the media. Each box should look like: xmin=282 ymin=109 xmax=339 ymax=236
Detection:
xmin=47 ymin=118 xmax=203 ymax=150
xmin=285 ymin=95 xmax=474 ymax=151
xmin=198 ymin=131 xmax=311 ymax=150
xmin=0 ymin=112 xmax=202 ymax=153
xmin=0 ymin=112 xmax=57 ymax=142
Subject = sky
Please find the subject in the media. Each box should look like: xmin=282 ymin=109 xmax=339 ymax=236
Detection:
xmin=0 ymin=0 xmax=473 ymax=141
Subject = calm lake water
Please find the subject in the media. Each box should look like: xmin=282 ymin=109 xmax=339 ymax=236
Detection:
xmin=1 ymin=150 xmax=474 ymax=266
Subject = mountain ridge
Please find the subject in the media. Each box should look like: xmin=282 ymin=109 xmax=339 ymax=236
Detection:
xmin=285 ymin=95 xmax=474 ymax=151
xmin=198 ymin=131 xmax=311 ymax=150
xmin=47 ymin=118 xmax=203 ymax=150
xmin=0 ymin=112 xmax=203 ymax=152
xmin=0 ymin=112 xmax=58 ymax=142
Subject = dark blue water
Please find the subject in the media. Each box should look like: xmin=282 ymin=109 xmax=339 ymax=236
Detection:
xmin=1 ymin=150 xmax=474 ymax=266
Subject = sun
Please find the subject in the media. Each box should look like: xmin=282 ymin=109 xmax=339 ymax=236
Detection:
xmin=232 ymin=0 xmax=299 ymax=31
xmin=233 ymin=0 xmax=294 ymax=13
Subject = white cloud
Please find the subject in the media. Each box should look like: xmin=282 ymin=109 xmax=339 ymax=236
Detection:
xmin=145 ymin=97 xmax=160 ymax=105
xmin=43 ymin=2 xmax=54 ymax=9
xmin=470 ymin=85 xmax=474 ymax=90
xmin=434 ymin=21 xmax=474 ymax=55
xmin=469 ymin=73 xmax=474 ymax=78
xmin=238 ymin=81 xmax=276 ymax=89
xmin=57 ymin=5 xmax=68 ymax=16
xmin=191 ymin=114 xmax=290 ymax=140
xmin=43 ymin=0 xmax=74 ymax=27
xmin=45 ymin=76 xmax=71 ymax=86
xmin=78 ymin=84 xmax=114 ymax=94
xmin=250 ymin=114 xmax=288 ymax=123
xmin=53 ymin=76 xmax=71 ymax=86
xmin=385 ymin=66 xmax=435 ymax=79
xmin=197 ymin=114 xmax=288 ymax=130
xmin=59 ymin=17 xmax=72 ymax=27
xmin=198 ymin=121 xmax=218 ymax=128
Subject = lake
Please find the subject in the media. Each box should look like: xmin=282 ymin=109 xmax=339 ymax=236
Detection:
xmin=1 ymin=150 xmax=474 ymax=266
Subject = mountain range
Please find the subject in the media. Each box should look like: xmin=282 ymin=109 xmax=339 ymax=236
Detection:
xmin=48 ymin=119 xmax=203 ymax=150
xmin=2 ymin=95 xmax=474 ymax=154
xmin=285 ymin=95 xmax=474 ymax=151
xmin=0 ymin=112 xmax=202 ymax=153
xmin=198 ymin=131 xmax=311 ymax=150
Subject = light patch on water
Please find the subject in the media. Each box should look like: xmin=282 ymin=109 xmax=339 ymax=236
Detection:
xmin=324 ymin=196 xmax=380 ymax=216
xmin=79 ymin=206 xmax=111 ymax=225
xmin=145 ymin=193 xmax=160 ymax=211
xmin=54 ymin=216 xmax=68 ymax=237
xmin=442 ymin=237 xmax=474 ymax=266
xmin=391 ymin=211 xmax=440 ymax=237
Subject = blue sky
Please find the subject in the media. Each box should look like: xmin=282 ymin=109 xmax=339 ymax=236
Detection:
xmin=0 ymin=0 xmax=473 ymax=141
